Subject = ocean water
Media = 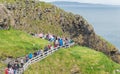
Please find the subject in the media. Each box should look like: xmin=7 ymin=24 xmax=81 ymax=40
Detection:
xmin=55 ymin=5 xmax=120 ymax=50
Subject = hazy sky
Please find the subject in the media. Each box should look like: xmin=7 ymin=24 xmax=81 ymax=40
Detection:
xmin=39 ymin=0 xmax=120 ymax=5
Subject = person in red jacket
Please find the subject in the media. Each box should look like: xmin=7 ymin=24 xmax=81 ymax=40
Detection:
xmin=5 ymin=68 xmax=8 ymax=74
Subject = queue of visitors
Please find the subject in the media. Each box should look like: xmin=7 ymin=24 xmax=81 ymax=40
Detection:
xmin=5 ymin=33 xmax=74 ymax=74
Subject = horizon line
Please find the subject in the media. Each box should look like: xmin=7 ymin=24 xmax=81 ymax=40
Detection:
xmin=40 ymin=1 xmax=120 ymax=6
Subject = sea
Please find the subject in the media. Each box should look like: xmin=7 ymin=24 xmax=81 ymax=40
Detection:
xmin=53 ymin=4 xmax=120 ymax=50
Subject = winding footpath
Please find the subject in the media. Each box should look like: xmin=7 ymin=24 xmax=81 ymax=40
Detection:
xmin=16 ymin=42 xmax=75 ymax=74
xmin=4 ymin=34 xmax=75 ymax=74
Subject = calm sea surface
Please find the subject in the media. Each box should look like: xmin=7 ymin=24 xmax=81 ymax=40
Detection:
xmin=55 ymin=5 xmax=120 ymax=50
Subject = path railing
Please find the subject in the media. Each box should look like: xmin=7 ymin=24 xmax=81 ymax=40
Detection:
xmin=16 ymin=42 xmax=75 ymax=74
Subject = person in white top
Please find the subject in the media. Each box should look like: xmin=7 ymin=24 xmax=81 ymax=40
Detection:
xmin=8 ymin=67 xmax=14 ymax=74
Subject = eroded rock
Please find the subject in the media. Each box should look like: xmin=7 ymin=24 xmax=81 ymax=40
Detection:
xmin=0 ymin=4 xmax=15 ymax=29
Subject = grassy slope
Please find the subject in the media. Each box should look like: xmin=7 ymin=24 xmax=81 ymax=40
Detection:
xmin=0 ymin=0 xmax=14 ymax=3
xmin=0 ymin=29 xmax=49 ymax=60
xmin=24 ymin=46 xmax=120 ymax=74
xmin=0 ymin=29 xmax=49 ymax=73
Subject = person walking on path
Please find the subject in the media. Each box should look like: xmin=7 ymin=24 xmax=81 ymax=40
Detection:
xmin=25 ymin=55 xmax=29 ymax=62
xmin=20 ymin=58 xmax=24 ymax=68
xmin=28 ymin=53 xmax=33 ymax=59
xmin=8 ymin=67 xmax=14 ymax=74
xmin=5 ymin=62 xmax=11 ymax=74
xmin=13 ymin=60 xmax=19 ymax=74
xmin=58 ymin=38 xmax=63 ymax=46
xmin=5 ymin=68 xmax=9 ymax=74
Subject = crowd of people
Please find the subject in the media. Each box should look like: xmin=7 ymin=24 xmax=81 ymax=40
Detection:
xmin=5 ymin=33 xmax=74 ymax=74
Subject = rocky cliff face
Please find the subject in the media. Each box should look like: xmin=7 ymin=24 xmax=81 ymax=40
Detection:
xmin=0 ymin=0 xmax=120 ymax=63
xmin=56 ymin=12 xmax=120 ymax=63
xmin=0 ymin=4 xmax=15 ymax=29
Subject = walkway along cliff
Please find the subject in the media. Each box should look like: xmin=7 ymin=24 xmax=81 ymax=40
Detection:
xmin=0 ymin=0 xmax=120 ymax=63
xmin=17 ymin=41 xmax=75 ymax=74
xmin=5 ymin=33 xmax=75 ymax=74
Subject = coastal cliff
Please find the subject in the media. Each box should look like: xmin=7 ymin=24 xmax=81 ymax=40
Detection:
xmin=0 ymin=0 xmax=120 ymax=63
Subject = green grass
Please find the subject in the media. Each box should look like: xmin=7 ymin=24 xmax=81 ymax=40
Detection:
xmin=0 ymin=29 xmax=49 ymax=60
xmin=24 ymin=46 xmax=120 ymax=74
xmin=0 ymin=0 xmax=15 ymax=3
xmin=0 ymin=62 xmax=5 ymax=73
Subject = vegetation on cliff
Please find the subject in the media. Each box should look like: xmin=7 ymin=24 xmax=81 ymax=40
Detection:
xmin=0 ymin=0 xmax=120 ymax=73
xmin=1 ymin=0 xmax=118 ymax=63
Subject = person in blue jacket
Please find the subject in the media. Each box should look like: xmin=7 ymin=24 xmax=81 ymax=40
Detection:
xmin=58 ymin=38 xmax=63 ymax=46
xmin=28 ymin=53 xmax=33 ymax=59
